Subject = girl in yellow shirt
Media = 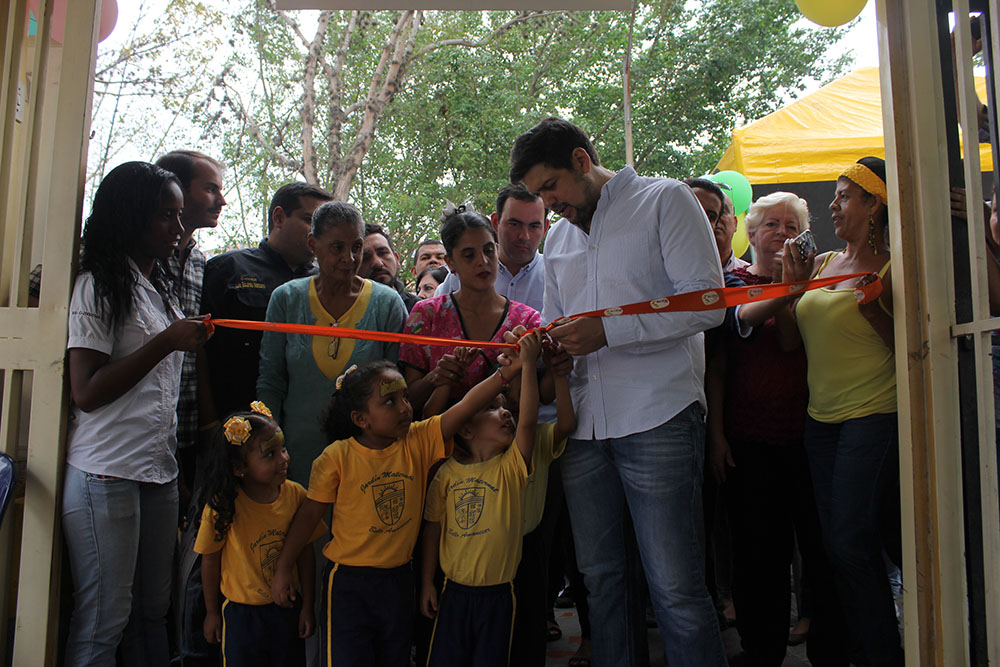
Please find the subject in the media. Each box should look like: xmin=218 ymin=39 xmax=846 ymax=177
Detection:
xmin=195 ymin=401 xmax=326 ymax=667
xmin=419 ymin=332 xmax=545 ymax=667
xmin=270 ymin=336 xmax=534 ymax=667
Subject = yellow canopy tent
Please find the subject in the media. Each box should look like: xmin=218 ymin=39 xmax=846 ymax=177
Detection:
xmin=716 ymin=67 xmax=993 ymax=183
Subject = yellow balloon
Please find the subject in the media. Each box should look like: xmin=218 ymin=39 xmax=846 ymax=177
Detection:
xmin=732 ymin=212 xmax=750 ymax=260
xmin=794 ymin=0 xmax=867 ymax=27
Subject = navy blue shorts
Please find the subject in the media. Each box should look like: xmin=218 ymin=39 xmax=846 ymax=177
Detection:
xmin=427 ymin=580 xmax=515 ymax=667
xmin=221 ymin=599 xmax=304 ymax=667
xmin=320 ymin=561 xmax=414 ymax=667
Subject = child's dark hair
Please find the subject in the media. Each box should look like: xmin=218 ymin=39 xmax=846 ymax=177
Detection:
xmin=322 ymin=360 xmax=400 ymax=442
xmin=452 ymin=394 xmax=511 ymax=455
xmin=199 ymin=411 xmax=279 ymax=542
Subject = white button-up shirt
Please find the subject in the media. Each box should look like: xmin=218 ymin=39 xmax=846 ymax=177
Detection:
xmin=435 ymin=251 xmax=546 ymax=310
xmin=724 ymin=251 xmax=750 ymax=272
xmin=66 ymin=266 xmax=184 ymax=483
xmin=542 ymin=167 xmax=724 ymax=440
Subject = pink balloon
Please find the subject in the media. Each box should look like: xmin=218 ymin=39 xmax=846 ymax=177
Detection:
xmin=27 ymin=0 xmax=117 ymax=43
xmin=99 ymin=0 xmax=118 ymax=42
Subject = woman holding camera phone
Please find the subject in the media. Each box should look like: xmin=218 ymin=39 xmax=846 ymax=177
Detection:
xmin=707 ymin=192 xmax=846 ymax=666
xmin=787 ymin=156 xmax=902 ymax=667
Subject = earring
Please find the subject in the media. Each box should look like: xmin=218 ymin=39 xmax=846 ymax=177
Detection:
xmin=868 ymin=217 xmax=878 ymax=255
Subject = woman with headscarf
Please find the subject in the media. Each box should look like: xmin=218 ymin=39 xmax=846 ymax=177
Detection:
xmin=791 ymin=157 xmax=902 ymax=667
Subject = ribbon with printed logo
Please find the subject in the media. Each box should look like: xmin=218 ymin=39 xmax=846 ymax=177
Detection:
xmin=205 ymin=272 xmax=872 ymax=349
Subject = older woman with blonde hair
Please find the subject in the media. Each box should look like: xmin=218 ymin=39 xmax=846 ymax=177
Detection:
xmin=708 ymin=191 xmax=847 ymax=667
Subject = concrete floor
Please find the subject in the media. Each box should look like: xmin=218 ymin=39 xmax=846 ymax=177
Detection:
xmin=543 ymin=607 xmax=812 ymax=667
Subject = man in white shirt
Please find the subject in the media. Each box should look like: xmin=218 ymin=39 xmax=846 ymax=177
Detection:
xmin=435 ymin=183 xmax=548 ymax=310
xmin=511 ymin=117 xmax=727 ymax=667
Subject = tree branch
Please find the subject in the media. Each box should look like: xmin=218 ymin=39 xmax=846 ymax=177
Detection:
xmin=365 ymin=11 xmax=411 ymax=105
xmin=327 ymin=11 xmax=361 ymax=178
xmin=94 ymin=28 xmax=210 ymax=79
xmin=298 ymin=11 xmax=331 ymax=183
xmin=267 ymin=1 xmax=338 ymax=84
xmin=220 ymin=81 xmax=302 ymax=174
xmin=336 ymin=10 xmax=421 ymax=199
xmin=527 ymin=30 xmax=556 ymax=98
xmin=414 ymin=11 xmax=564 ymax=59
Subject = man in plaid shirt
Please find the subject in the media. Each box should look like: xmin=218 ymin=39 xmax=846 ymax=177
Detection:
xmin=155 ymin=150 xmax=226 ymax=496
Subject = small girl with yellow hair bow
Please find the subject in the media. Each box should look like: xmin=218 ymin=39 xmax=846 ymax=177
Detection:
xmin=193 ymin=401 xmax=326 ymax=667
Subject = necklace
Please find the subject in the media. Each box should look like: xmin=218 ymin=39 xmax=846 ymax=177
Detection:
xmin=327 ymin=319 xmax=340 ymax=359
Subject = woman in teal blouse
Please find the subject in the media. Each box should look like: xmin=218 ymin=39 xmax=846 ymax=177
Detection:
xmin=257 ymin=201 xmax=407 ymax=483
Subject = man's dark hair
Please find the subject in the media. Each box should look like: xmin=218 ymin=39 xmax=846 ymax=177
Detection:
xmin=267 ymin=182 xmax=333 ymax=231
xmin=364 ymin=222 xmax=396 ymax=252
xmin=683 ymin=178 xmax=726 ymax=210
xmin=495 ymin=183 xmax=545 ymax=219
xmin=155 ymin=150 xmax=223 ymax=189
xmin=412 ymin=238 xmax=444 ymax=264
xmin=509 ymin=117 xmax=600 ymax=184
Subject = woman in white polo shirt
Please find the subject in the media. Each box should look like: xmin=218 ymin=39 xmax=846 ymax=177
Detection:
xmin=62 ymin=162 xmax=207 ymax=667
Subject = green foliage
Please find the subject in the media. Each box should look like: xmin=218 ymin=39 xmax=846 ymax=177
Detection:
xmin=88 ymin=0 xmax=225 ymax=200
xmin=359 ymin=0 xmax=850 ymax=257
xmin=184 ymin=0 xmax=850 ymax=260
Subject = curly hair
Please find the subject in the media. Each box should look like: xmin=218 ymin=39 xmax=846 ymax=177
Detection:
xmin=745 ymin=192 xmax=811 ymax=234
xmin=322 ymin=360 xmax=400 ymax=442
xmin=199 ymin=411 xmax=279 ymax=542
xmin=79 ymin=162 xmax=181 ymax=332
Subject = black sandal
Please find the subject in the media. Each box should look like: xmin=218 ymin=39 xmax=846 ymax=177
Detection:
xmin=547 ymin=619 xmax=562 ymax=642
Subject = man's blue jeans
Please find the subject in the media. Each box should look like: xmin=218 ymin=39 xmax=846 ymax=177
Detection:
xmin=804 ymin=413 xmax=903 ymax=667
xmin=561 ymin=403 xmax=726 ymax=667
xmin=62 ymin=464 xmax=177 ymax=667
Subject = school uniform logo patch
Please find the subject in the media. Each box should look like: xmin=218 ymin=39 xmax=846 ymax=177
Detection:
xmin=258 ymin=536 xmax=283 ymax=585
xmin=454 ymin=486 xmax=486 ymax=529
xmin=373 ymin=481 xmax=406 ymax=526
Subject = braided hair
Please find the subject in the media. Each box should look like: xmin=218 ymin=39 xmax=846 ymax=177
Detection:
xmin=80 ymin=162 xmax=181 ymax=332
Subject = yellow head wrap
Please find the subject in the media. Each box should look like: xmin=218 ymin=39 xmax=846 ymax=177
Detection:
xmin=840 ymin=163 xmax=887 ymax=202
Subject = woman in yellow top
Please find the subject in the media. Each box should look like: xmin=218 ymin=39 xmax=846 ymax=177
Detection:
xmin=789 ymin=157 xmax=902 ymax=667
xmin=257 ymin=202 xmax=408 ymax=484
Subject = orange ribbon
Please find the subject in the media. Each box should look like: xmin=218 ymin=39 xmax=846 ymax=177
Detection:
xmin=206 ymin=272 xmax=868 ymax=349
xmin=853 ymin=276 xmax=883 ymax=305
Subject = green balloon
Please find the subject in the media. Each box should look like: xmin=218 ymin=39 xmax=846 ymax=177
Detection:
xmin=709 ymin=171 xmax=753 ymax=216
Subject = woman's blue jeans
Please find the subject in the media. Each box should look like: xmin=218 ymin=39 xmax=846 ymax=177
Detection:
xmin=61 ymin=464 xmax=177 ymax=667
xmin=560 ymin=403 xmax=727 ymax=667
xmin=804 ymin=413 xmax=903 ymax=667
